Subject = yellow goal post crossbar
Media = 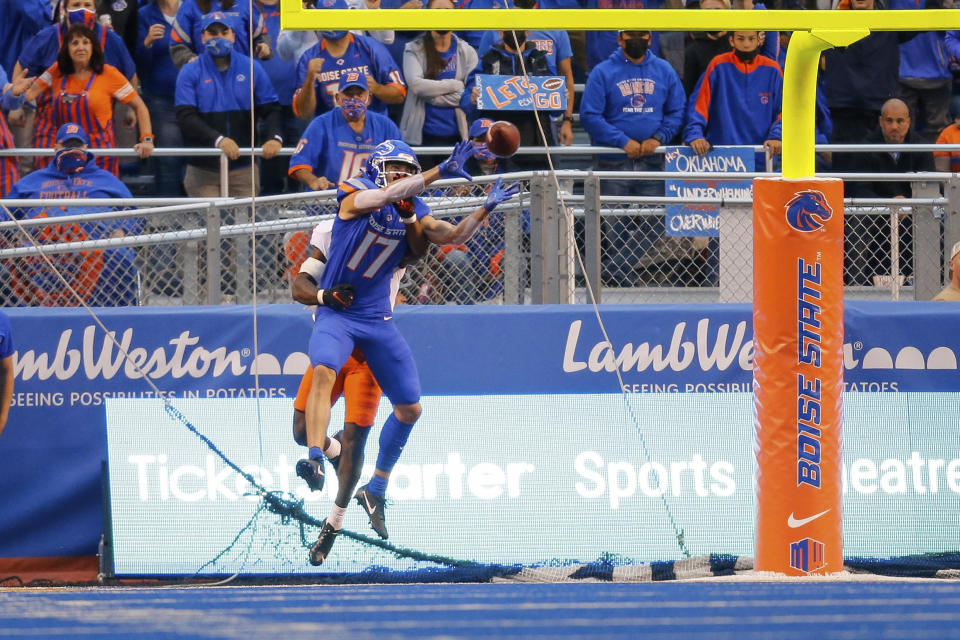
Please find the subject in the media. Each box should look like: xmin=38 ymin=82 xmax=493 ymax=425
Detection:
xmin=278 ymin=4 xmax=959 ymax=177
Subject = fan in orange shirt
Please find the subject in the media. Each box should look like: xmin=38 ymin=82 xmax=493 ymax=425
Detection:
xmin=934 ymin=97 xmax=960 ymax=174
xmin=10 ymin=23 xmax=153 ymax=176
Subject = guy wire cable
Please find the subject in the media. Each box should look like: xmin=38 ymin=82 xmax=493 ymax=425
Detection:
xmin=500 ymin=20 xmax=690 ymax=556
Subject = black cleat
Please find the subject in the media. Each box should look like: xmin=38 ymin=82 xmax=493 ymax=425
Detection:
xmin=328 ymin=429 xmax=344 ymax=474
xmin=309 ymin=521 xmax=339 ymax=566
xmin=296 ymin=457 xmax=325 ymax=492
xmin=354 ymin=484 xmax=388 ymax=540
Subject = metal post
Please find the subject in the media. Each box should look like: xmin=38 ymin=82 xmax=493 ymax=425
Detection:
xmin=503 ymin=193 xmax=523 ymax=305
xmin=583 ymin=174 xmax=602 ymax=303
xmin=235 ymin=205 xmax=251 ymax=303
xmin=529 ymin=174 xmax=547 ymax=304
xmin=206 ymin=206 xmax=222 ymax=305
xmin=219 ymin=154 xmax=229 ymax=198
xmin=911 ymin=180 xmax=941 ymax=301
xmin=945 ymin=177 xmax=960 ymax=284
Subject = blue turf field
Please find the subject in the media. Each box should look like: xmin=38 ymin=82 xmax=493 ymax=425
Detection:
xmin=2 ymin=581 xmax=960 ymax=639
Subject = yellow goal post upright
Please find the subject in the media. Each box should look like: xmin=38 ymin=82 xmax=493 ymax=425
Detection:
xmin=279 ymin=1 xmax=957 ymax=575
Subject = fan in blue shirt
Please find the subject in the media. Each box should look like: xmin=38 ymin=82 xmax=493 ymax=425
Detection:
xmin=289 ymin=72 xmax=403 ymax=191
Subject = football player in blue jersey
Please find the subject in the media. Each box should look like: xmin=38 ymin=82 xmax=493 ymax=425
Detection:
xmin=294 ymin=138 xmax=520 ymax=564
xmin=289 ymin=72 xmax=401 ymax=192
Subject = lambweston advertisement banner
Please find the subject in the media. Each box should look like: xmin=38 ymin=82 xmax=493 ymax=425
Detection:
xmin=2 ymin=303 xmax=958 ymax=563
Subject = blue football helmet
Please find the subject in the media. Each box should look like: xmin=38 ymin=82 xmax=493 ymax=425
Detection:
xmin=363 ymin=140 xmax=421 ymax=187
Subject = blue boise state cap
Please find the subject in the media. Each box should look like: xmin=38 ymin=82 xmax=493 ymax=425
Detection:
xmin=201 ymin=11 xmax=234 ymax=32
xmin=55 ymin=123 xmax=90 ymax=145
xmin=338 ymin=71 xmax=368 ymax=92
xmin=469 ymin=118 xmax=494 ymax=139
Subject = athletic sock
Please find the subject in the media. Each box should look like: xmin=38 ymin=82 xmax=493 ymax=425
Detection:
xmin=327 ymin=505 xmax=347 ymax=530
xmin=308 ymin=446 xmax=324 ymax=461
xmin=323 ymin=437 xmax=341 ymax=459
xmin=369 ymin=414 xmax=415 ymax=496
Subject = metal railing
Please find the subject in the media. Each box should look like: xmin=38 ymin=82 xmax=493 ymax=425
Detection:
xmin=1 ymin=167 xmax=956 ymax=307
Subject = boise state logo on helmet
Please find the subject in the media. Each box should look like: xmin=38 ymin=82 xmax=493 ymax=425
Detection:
xmin=785 ymin=190 xmax=833 ymax=232
xmin=364 ymin=140 xmax=421 ymax=187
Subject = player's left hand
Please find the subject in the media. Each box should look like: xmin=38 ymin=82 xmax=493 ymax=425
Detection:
xmin=262 ymin=139 xmax=282 ymax=159
xmin=483 ymin=177 xmax=522 ymax=213
xmin=438 ymin=140 xmax=474 ymax=181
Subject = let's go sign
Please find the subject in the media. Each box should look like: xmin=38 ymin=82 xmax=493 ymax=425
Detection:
xmin=476 ymin=74 xmax=567 ymax=111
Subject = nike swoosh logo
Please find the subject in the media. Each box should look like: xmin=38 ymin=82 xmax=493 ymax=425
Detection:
xmin=787 ymin=509 xmax=831 ymax=528
xmin=363 ymin=494 xmax=377 ymax=514
xmin=383 ymin=316 xmax=392 ymax=321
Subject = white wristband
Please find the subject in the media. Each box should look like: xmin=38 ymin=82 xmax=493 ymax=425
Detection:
xmin=316 ymin=289 xmax=325 ymax=305
xmin=401 ymin=213 xmax=417 ymax=224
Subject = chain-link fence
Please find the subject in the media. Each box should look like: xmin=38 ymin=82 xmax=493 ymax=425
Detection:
xmin=0 ymin=171 xmax=956 ymax=307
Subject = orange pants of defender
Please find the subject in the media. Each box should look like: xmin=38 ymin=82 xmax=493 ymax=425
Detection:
xmin=294 ymin=349 xmax=382 ymax=427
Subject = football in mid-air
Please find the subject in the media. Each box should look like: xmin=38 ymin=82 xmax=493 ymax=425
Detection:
xmin=486 ymin=120 xmax=521 ymax=158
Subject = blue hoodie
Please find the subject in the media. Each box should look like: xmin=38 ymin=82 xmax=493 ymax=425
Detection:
xmin=579 ymin=49 xmax=685 ymax=155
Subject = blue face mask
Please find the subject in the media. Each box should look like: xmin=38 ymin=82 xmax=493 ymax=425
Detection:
xmin=204 ymin=37 xmax=233 ymax=57
xmin=54 ymin=148 xmax=90 ymax=174
xmin=66 ymin=8 xmax=98 ymax=28
xmin=472 ymin=142 xmax=497 ymax=163
xmin=340 ymin=97 xmax=366 ymax=120
xmin=320 ymin=30 xmax=348 ymax=41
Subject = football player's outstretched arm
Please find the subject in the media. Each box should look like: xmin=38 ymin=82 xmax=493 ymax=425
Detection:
xmin=419 ymin=177 xmax=522 ymax=246
xmin=341 ymin=140 xmax=476 ymax=218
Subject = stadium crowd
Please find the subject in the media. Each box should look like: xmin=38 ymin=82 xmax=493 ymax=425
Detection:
xmin=0 ymin=0 xmax=958 ymax=301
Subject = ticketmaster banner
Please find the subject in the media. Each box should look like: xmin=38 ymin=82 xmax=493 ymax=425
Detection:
xmin=104 ymin=393 xmax=960 ymax=575
xmin=3 ymin=303 xmax=960 ymax=560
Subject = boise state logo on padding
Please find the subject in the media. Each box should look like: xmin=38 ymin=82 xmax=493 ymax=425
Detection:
xmin=785 ymin=190 xmax=833 ymax=232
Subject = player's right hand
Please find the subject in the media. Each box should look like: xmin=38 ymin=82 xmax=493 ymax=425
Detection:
xmin=438 ymin=140 xmax=474 ymax=181
xmin=320 ymin=283 xmax=355 ymax=311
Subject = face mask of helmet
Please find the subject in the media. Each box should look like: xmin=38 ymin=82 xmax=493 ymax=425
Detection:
xmin=340 ymin=96 xmax=366 ymax=120
xmin=54 ymin=148 xmax=89 ymax=174
xmin=66 ymin=8 xmax=98 ymax=28
xmin=204 ymin=36 xmax=233 ymax=57
xmin=734 ymin=48 xmax=759 ymax=63
xmin=622 ymin=37 xmax=649 ymax=59
xmin=320 ymin=30 xmax=348 ymax=41
xmin=472 ymin=142 xmax=497 ymax=163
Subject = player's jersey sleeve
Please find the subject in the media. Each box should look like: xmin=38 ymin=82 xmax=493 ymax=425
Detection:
xmin=388 ymin=267 xmax=405 ymax=311
xmin=288 ymin=118 xmax=323 ymax=179
xmin=336 ymin=176 xmax=377 ymax=204
xmin=309 ymin=218 xmax=335 ymax=257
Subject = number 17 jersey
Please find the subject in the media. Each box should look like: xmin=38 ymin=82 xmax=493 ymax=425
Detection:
xmin=321 ymin=176 xmax=429 ymax=317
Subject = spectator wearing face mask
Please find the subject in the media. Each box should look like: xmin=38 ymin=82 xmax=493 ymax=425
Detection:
xmin=684 ymin=30 xmax=783 ymax=168
xmin=174 ymin=12 xmax=283 ymax=196
xmin=169 ymin=0 xmax=272 ymax=69
xmin=5 ymin=123 xmax=143 ymax=307
xmin=579 ymin=29 xmax=685 ymax=287
xmin=289 ymin=72 xmax=402 ymax=192
xmin=292 ymin=0 xmax=406 ymax=122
